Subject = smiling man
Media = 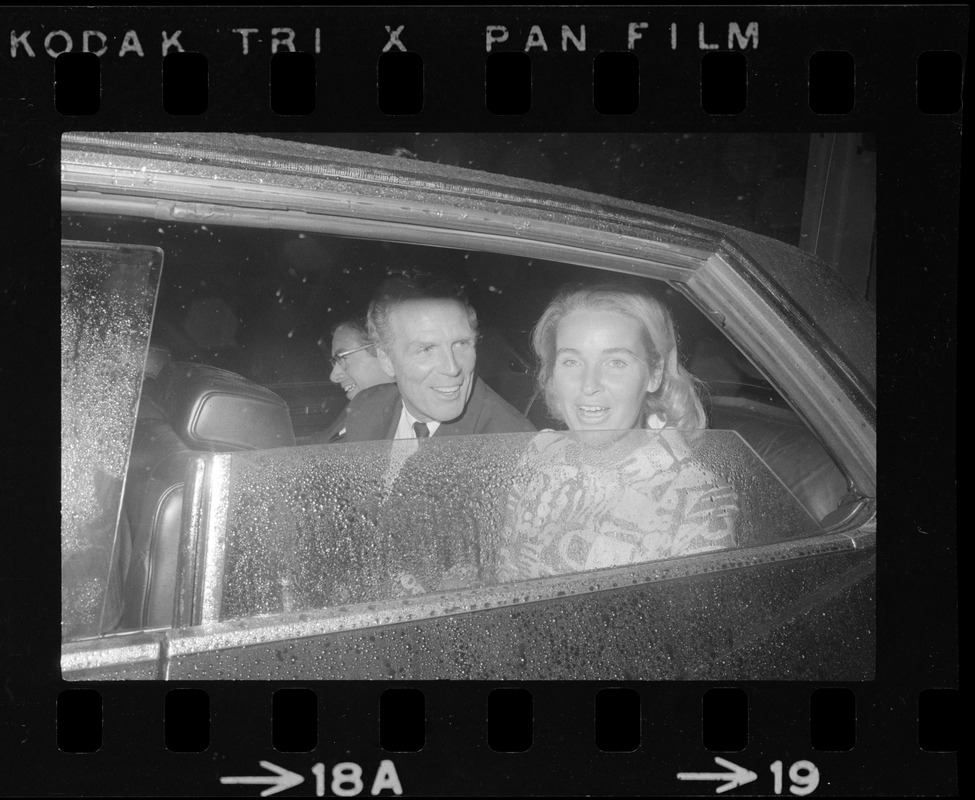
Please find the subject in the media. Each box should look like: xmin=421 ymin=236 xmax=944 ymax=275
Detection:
xmin=329 ymin=319 xmax=393 ymax=401
xmin=321 ymin=318 xmax=394 ymax=442
xmin=342 ymin=276 xmax=535 ymax=441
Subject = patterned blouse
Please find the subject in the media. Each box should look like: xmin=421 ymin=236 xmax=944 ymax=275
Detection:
xmin=498 ymin=429 xmax=738 ymax=582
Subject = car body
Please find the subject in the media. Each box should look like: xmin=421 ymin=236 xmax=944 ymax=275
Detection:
xmin=60 ymin=132 xmax=876 ymax=680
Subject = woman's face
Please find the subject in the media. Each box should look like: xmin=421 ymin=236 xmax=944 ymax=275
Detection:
xmin=329 ymin=325 xmax=391 ymax=400
xmin=551 ymin=309 xmax=662 ymax=431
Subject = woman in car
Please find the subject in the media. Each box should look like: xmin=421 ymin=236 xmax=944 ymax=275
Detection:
xmin=498 ymin=285 xmax=739 ymax=582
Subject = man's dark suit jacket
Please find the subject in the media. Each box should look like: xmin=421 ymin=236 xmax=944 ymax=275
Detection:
xmin=321 ymin=407 xmax=350 ymax=443
xmin=342 ymin=376 xmax=536 ymax=441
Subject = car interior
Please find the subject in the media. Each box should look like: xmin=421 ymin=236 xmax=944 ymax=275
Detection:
xmin=62 ymin=213 xmax=856 ymax=634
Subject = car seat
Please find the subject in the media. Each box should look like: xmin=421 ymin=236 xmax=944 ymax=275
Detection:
xmin=708 ymin=397 xmax=849 ymax=524
xmin=121 ymin=362 xmax=295 ymax=629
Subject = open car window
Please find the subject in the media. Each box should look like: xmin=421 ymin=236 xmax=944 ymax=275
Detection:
xmin=61 ymin=212 xmax=818 ymax=421
xmin=60 ymin=217 xmax=859 ymax=644
xmin=59 ymin=219 xmax=859 ymax=642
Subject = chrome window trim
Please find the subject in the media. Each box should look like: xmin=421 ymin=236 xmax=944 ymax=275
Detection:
xmin=689 ymin=254 xmax=876 ymax=497
xmin=62 ymin=186 xmax=711 ymax=280
xmin=199 ymin=454 xmax=231 ymax=625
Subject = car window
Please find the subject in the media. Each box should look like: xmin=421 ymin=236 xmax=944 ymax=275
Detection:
xmin=61 ymin=148 xmax=869 ymax=645
xmin=61 ymin=241 xmax=163 ymax=639
xmin=60 ymin=219 xmax=855 ymax=642
xmin=62 ymin=212 xmax=793 ymax=415
xmin=196 ymin=430 xmax=818 ymax=625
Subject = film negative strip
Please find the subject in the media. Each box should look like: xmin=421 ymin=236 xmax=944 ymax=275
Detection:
xmin=1 ymin=4 xmax=962 ymax=796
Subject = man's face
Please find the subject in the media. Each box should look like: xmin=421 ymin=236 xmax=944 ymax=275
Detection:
xmin=329 ymin=325 xmax=391 ymax=400
xmin=378 ymin=299 xmax=477 ymax=423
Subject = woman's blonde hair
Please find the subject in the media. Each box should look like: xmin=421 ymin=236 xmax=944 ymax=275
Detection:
xmin=532 ymin=284 xmax=707 ymax=430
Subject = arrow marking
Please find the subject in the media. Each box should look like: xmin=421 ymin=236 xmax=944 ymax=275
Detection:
xmin=220 ymin=761 xmax=305 ymax=797
xmin=677 ymin=757 xmax=758 ymax=794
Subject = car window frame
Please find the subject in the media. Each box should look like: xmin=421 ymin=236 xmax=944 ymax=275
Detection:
xmin=60 ymin=135 xmax=877 ymax=669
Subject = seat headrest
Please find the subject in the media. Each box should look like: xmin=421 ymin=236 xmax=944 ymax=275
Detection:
xmin=156 ymin=362 xmax=296 ymax=451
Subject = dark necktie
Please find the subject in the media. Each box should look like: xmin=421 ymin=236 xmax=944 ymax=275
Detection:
xmin=413 ymin=421 xmax=430 ymax=439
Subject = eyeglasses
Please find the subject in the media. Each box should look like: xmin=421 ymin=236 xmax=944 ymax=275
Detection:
xmin=329 ymin=343 xmax=374 ymax=369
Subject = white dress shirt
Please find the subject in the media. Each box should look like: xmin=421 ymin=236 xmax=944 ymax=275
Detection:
xmin=394 ymin=405 xmax=442 ymax=439
xmin=382 ymin=404 xmax=441 ymax=493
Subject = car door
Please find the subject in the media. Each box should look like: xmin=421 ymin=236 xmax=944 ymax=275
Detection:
xmin=60 ymin=133 xmax=875 ymax=680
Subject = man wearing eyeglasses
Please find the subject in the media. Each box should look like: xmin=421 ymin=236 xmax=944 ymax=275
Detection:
xmin=323 ymin=319 xmax=394 ymax=442
xmin=342 ymin=276 xmax=535 ymax=442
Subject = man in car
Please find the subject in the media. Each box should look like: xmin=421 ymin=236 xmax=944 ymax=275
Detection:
xmin=322 ymin=317 xmax=394 ymax=442
xmin=342 ymin=275 xmax=535 ymax=441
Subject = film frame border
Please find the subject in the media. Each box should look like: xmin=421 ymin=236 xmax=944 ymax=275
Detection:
xmin=2 ymin=3 xmax=962 ymax=796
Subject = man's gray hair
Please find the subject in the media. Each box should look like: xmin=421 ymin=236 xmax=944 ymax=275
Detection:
xmin=366 ymin=274 xmax=478 ymax=352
